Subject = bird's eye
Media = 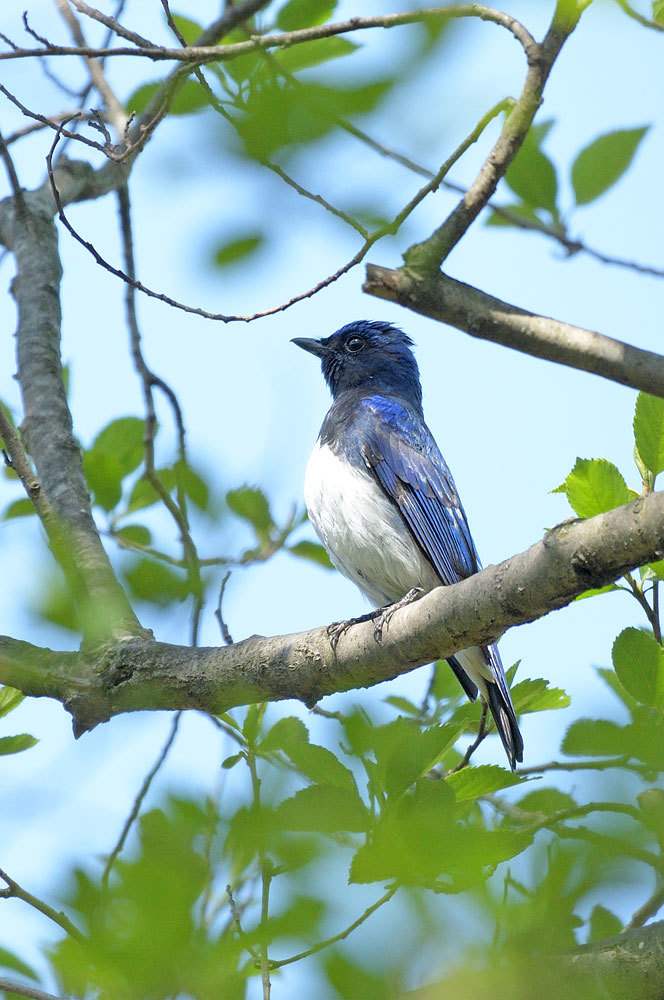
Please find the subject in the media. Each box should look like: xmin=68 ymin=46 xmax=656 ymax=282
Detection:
xmin=346 ymin=336 xmax=364 ymax=353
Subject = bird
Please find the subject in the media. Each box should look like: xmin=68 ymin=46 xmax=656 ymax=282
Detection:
xmin=292 ymin=319 xmax=523 ymax=770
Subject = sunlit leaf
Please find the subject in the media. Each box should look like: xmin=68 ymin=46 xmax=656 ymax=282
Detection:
xmin=0 ymin=733 xmax=38 ymax=755
xmin=82 ymin=450 xmax=124 ymax=512
xmin=504 ymin=129 xmax=558 ymax=212
xmin=260 ymin=715 xmax=309 ymax=751
xmin=124 ymin=559 xmax=189 ymax=605
xmin=562 ymin=718 xmax=625 ymax=757
xmin=571 ymin=126 xmax=649 ymax=205
xmin=275 ymin=37 xmax=359 ymax=74
xmin=280 ymin=741 xmax=357 ymax=792
xmin=612 ymin=627 xmax=664 ymax=706
xmin=588 ymin=904 xmax=622 ymax=942
xmin=634 ymin=391 xmax=664 ymax=478
xmin=381 ymin=721 xmax=464 ymax=800
xmin=114 ymin=523 xmax=152 ymax=548
xmin=170 ymin=13 xmax=203 ymax=44
xmin=558 ymin=457 xmax=635 ymax=518
xmin=0 ymin=686 xmax=23 ymax=719
xmin=0 ymin=945 xmax=39 ymax=981
xmin=287 ymin=540 xmax=334 ymax=569
xmin=126 ymin=79 xmax=210 ymax=116
xmin=277 ymin=784 xmax=369 ymax=833
xmin=226 ymin=486 xmax=274 ymax=542
xmin=510 ymin=677 xmax=570 ymax=714
xmin=276 ymin=0 xmax=337 ymax=31
xmin=446 ymin=764 xmax=527 ymax=801
xmin=243 ymin=702 xmax=267 ymax=743
xmin=91 ymin=417 xmax=145 ymax=478
xmin=212 ymin=233 xmax=264 ymax=268
xmin=515 ymin=788 xmax=577 ymax=815
xmin=1 ymin=497 xmax=34 ymax=520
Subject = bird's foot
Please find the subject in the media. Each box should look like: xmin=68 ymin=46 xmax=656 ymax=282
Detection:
xmin=372 ymin=587 xmax=423 ymax=644
xmin=327 ymin=611 xmax=376 ymax=651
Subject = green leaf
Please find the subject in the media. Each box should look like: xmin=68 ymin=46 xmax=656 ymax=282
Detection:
xmin=226 ymin=486 xmax=274 ymax=542
xmin=83 ymin=449 xmax=124 ymax=512
xmin=127 ymin=467 xmax=176 ymax=513
xmin=571 ymin=126 xmax=649 ymax=205
xmin=260 ymin=715 xmax=309 ymax=751
xmin=1 ymin=497 xmax=34 ymax=520
xmin=515 ymin=788 xmax=577 ymax=815
xmin=277 ymin=785 xmax=369 ymax=833
xmin=382 ymin=722 xmax=464 ymax=800
xmin=0 ymin=686 xmax=23 ymax=719
xmin=0 ymin=733 xmax=38 ymax=755
xmin=559 ymin=457 xmax=635 ymax=518
xmin=243 ymin=703 xmax=267 ymax=744
xmin=124 ymin=559 xmax=190 ymax=605
xmin=510 ymin=677 xmax=570 ymax=714
xmin=634 ymin=392 xmax=664 ymax=478
xmin=588 ymin=904 xmax=622 ymax=943
xmin=174 ymin=460 xmax=210 ymax=511
xmin=446 ymin=764 xmax=527 ymax=801
xmin=612 ymin=627 xmax=664 ymax=706
xmin=276 ymin=0 xmax=337 ymax=31
xmin=655 ymin=1 xmax=664 ymax=25
xmin=504 ymin=130 xmax=558 ymax=212
xmin=127 ymin=79 xmax=210 ymax=116
xmin=169 ymin=13 xmax=203 ymax=44
xmin=91 ymin=417 xmax=145 ymax=478
xmin=485 ymin=201 xmax=542 ymax=228
xmin=114 ymin=523 xmax=152 ymax=548
xmin=574 ymin=583 xmax=622 ymax=601
xmin=384 ymin=695 xmax=420 ymax=716
xmin=562 ymin=719 xmax=625 ymax=757
xmin=280 ymin=741 xmax=357 ymax=791
xmin=221 ymin=753 xmax=243 ymax=770
xmin=0 ymin=946 xmax=39 ymax=981
xmin=275 ymin=37 xmax=358 ymax=74
xmin=287 ymin=540 xmax=334 ymax=569
xmin=212 ymin=233 xmax=264 ymax=268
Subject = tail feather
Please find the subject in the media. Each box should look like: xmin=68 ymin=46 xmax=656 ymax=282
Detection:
xmin=450 ymin=644 xmax=523 ymax=771
xmin=484 ymin=677 xmax=523 ymax=771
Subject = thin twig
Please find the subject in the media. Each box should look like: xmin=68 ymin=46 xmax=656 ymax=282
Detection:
xmin=272 ymin=885 xmax=398 ymax=968
xmin=0 ymin=868 xmax=83 ymax=942
xmin=0 ymin=979 xmax=68 ymax=1000
xmin=215 ymin=571 xmax=235 ymax=645
xmin=517 ymin=757 xmax=653 ymax=778
xmin=0 ymin=128 xmax=28 ymax=220
xmin=101 ymin=712 xmax=182 ymax=888
xmin=624 ymin=881 xmax=664 ymax=929
xmin=0 ymin=7 xmax=538 ymax=65
xmin=448 ymin=702 xmax=488 ymax=773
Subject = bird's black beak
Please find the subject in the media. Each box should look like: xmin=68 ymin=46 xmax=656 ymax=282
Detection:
xmin=292 ymin=337 xmax=328 ymax=358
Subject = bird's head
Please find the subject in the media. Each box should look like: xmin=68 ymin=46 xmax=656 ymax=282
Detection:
xmin=292 ymin=320 xmax=422 ymax=405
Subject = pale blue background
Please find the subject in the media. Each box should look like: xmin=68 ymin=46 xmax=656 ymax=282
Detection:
xmin=0 ymin=0 xmax=662 ymax=993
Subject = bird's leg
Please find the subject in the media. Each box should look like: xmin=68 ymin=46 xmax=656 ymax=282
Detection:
xmin=327 ymin=588 xmax=423 ymax=650
xmin=327 ymin=610 xmax=377 ymax=650
xmin=372 ymin=587 xmax=423 ymax=644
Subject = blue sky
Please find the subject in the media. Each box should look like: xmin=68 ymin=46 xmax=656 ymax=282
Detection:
xmin=0 ymin=0 xmax=663 ymax=991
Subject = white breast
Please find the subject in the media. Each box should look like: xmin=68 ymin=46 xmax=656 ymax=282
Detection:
xmin=304 ymin=440 xmax=440 ymax=607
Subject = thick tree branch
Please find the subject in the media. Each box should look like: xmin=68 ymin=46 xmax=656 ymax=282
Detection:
xmin=1 ymin=491 xmax=664 ymax=733
xmin=363 ymin=264 xmax=664 ymax=399
xmin=0 ymin=183 xmax=143 ymax=638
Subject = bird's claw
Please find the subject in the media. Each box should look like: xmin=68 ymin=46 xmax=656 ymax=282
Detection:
xmin=327 ymin=589 xmax=424 ymax=650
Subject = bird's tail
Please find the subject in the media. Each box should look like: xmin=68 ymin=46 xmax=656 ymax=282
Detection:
xmin=451 ymin=645 xmax=523 ymax=771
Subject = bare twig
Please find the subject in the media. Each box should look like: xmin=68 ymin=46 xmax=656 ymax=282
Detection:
xmin=0 ymin=128 xmax=28 ymax=220
xmin=0 ymin=979 xmax=68 ymax=1000
xmin=0 ymin=6 xmax=538 ymax=65
xmin=0 ymin=868 xmax=83 ymax=942
xmin=101 ymin=711 xmax=182 ymax=888
xmin=215 ymin=571 xmax=235 ymax=645
xmin=448 ymin=702 xmax=488 ymax=773
xmin=54 ymin=0 xmax=128 ymax=134
xmin=624 ymin=882 xmax=664 ymax=930
xmin=65 ymin=0 xmax=156 ymax=48
xmin=272 ymin=885 xmax=398 ymax=968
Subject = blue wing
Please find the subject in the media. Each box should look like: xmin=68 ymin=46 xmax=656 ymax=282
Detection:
xmin=359 ymin=395 xmax=480 ymax=588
